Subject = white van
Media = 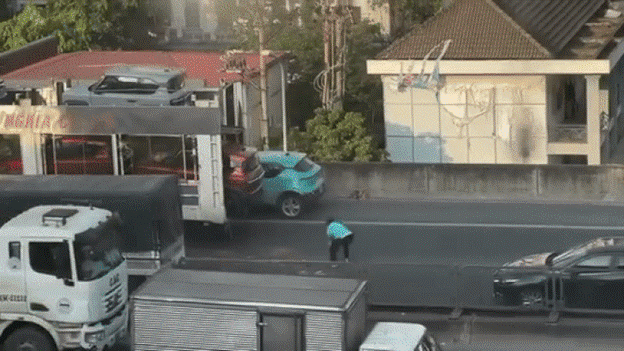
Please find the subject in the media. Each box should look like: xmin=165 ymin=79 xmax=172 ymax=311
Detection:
xmin=360 ymin=322 xmax=442 ymax=351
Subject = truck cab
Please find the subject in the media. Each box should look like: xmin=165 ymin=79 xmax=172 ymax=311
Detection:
xmin=0 ymin=205 xmax=128 ymax=351
xmin=360 ymin=322 xmax=442 ymax=351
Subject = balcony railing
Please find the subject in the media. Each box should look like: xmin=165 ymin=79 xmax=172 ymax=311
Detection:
xmin=550 ymin=124 xmax=587 ymax=143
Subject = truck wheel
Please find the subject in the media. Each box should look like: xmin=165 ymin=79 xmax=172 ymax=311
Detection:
xmin=3 ymin=327 xmax=55 ymax=351
xmin=279 ymin=194 xmax=302 ymax=218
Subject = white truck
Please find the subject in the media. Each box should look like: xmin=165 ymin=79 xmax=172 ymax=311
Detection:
xmin=0 ymin=174 xmax=185 ymax=277
xmin=0 ymin=204 xmax=128 ymax=351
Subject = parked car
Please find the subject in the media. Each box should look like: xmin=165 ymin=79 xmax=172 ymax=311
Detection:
xmin=44 ymin=136 xmax=114 ymax=174
xmin=493 ymin=237 xmax=624 ymax=309
xmin=257 ymin=151 xmax=325 ymax=217
xmin=62 ymin=65 xmax=193 ymax=106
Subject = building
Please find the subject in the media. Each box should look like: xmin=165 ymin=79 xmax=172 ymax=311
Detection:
xmin=367 ymin=0 xmax=624 ymax=165
xmin=0 ymin=50 xmax=290 ymax=148
xmin=160 ymin=0 xmax=392 ymax=49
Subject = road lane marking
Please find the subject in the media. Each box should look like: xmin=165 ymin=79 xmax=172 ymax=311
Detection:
xmin=233 ymin=219 xmax=624 ymax=231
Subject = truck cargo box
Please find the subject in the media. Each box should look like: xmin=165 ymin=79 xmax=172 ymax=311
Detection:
xmin=130 ymin=268 xmax=367 ymax=351
xmin=0 ymin=174 xmax=184 ymax=275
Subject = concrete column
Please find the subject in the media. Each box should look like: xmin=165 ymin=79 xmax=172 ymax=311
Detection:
xmin=586 ymin=74 xmax=601 ymax=165
xmin=19 ymin=133 xmax=40 ymax=175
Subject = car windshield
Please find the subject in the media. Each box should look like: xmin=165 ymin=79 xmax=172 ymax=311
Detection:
xmin=551 ymin=238 xmax=622 ymax=268
xmin=74 ymin=215 xmax=124 ymax=281
xmin=294 ymin=156 xmax=315 ymax=172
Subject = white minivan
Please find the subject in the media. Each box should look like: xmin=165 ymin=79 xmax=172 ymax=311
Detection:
xmin=360 ymin=322 xmax=442 ymax=351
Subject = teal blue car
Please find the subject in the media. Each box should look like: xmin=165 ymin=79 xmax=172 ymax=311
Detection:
xmin=257 ymin=151 xmax=326 ymax=217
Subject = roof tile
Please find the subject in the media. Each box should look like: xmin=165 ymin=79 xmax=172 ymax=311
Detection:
xmin=494 ymin=0 xmax=606 ymax=53
xmin=377 ymin=0 xmax=553 ymax=60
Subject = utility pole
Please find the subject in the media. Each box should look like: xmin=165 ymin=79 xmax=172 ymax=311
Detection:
xmin=317 ymin=0 xmax=350 ymax=110
xmin=257 ymin=0 xmax=270 ymax=151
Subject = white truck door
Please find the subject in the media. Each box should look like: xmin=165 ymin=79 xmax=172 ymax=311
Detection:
xmin=24 ymin=240 xmax=81 ymax=321
xmin=0 ymin=240 xmax=27 ymax=313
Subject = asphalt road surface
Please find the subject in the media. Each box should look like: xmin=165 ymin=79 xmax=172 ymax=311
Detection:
xmin=112 ymin=197 xmax=624 ymax=350
xmin=189 ymin=197 xmax=624 ymax=263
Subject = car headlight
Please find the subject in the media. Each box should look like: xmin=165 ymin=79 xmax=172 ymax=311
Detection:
xmin=85 ymin=330 xmax=105 ymax=344
xmin=497 ymin=278 xmax=520 ymax=284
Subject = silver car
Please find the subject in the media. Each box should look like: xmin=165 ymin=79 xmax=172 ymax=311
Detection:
xmin=62 ymin=65 xmax=193 ymax=106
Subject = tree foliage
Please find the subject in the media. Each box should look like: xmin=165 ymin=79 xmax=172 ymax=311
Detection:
xmin=289 ymin=108 xmax=387 ymax=162
xmin=0 ymin=0 xmax=154 ymax=53
xmin=226 ymin=0 xmax=387 ymax=132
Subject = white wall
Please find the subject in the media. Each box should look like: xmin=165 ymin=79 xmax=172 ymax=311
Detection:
xmin=383 ymin=74 xmax=548 ymax=164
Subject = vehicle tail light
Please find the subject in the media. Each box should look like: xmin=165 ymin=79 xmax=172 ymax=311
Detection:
xmin=229 ymin=168 xmax=246 ymax=182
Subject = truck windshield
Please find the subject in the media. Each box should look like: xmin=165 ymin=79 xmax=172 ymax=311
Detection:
xmin=74 ymin=215 xmax=124 ymax=281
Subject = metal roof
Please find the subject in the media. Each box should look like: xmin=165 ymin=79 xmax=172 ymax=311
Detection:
xmin=360 ymin=322 xmax=428 ymax=351
xmin=494 ymin=0 xmax=606 ymax=54
xmin=0 ymin=50 xmax=288 ymax=89
xmin=132 ymin=268 xmax=367 ymax=312
xmin=377 ymin=0 xmax=624 ymax=60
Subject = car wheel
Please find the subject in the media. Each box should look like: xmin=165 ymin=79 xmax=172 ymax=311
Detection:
xmin=279 ymin=194 xmax=302 ymax=218
xmin=519 ymin=288 xmax=544 ymax=309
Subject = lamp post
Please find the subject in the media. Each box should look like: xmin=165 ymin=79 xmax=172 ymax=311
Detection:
xmin=257 ymin=0 xmax=269 ymax=151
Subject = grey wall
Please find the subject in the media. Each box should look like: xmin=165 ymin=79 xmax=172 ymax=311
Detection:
xmin=321 ymin=162 xmax=624 ymax=201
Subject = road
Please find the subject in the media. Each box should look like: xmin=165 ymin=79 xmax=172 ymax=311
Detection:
xmin=187 ymin=197 xmax=624 ymax=266
xmin=113 ymin=197 xmax=624 ymax=350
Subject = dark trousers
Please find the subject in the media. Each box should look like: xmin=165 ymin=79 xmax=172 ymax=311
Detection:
xmin=330 ymin=235 xmax=353 ymax=261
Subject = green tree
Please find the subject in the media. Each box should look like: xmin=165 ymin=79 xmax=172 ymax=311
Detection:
xmin=228 ymin=0 xmax=387 ymax=132
xmin=0 ymin=5 xmax=48 ymax=51
xmin=0 ymin=0 xmax=151 ymax=53
xmin=290 ymin=108 xmax=387 ymax=162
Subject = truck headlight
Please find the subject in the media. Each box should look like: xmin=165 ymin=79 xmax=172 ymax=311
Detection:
xmin=85 ymin=330 xmax=105 ymax=344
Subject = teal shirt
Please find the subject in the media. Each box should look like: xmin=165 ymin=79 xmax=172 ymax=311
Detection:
xmin=327 ymin=221 xmax=352 ymax=239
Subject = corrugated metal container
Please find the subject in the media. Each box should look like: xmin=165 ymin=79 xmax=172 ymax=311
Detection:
xmin=130 ymin=268 xmax=367 ymax=351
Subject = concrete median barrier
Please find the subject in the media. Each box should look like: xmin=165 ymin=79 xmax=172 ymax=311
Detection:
xmin=320 ymin=162 xmax=624 ymax=202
